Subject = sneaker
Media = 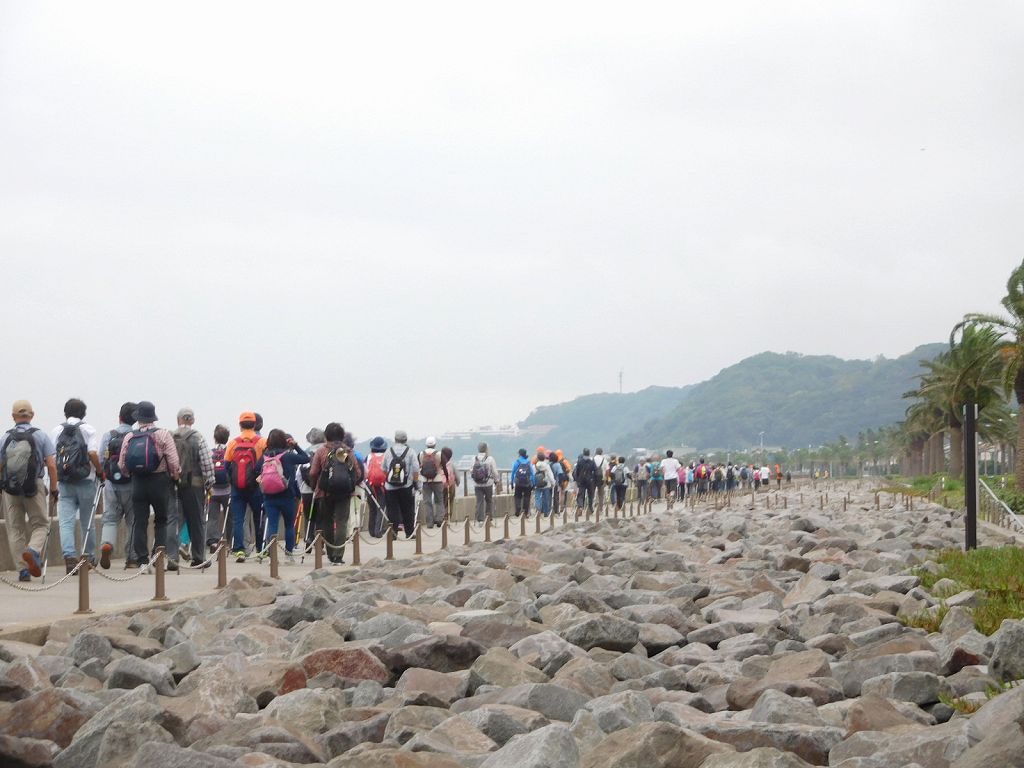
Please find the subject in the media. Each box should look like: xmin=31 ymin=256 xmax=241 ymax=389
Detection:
xmin=21 ymin=548 xmax=41 ymax=578
xmin=125 ymin=560 xmax=139 ymax=569
xmin=64 ymin=556 xmax=78 ymax=574
xmin=165 ymin=560 xmax=179 ymax=572
xmin=99 ymin=543 xmax=112 ymax=570
xmin=234 ymin=550 xmax=246 ymax=563
xmin=190 ymin=558 xmax=205 ymax=568
xmin=18 ymin=569 xmax=30 ymax=582
xmin=179 ymin=545 xmax=190 ymax=560
xmin=285 ymin=552 xmax=296 ymax=565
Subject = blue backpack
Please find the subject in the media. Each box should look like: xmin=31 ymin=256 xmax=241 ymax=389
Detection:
xmin=124 ymin=430 xmax=161 ymax=475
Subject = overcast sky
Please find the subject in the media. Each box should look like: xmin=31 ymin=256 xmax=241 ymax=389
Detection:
xmin=2 ymin=2 xmax=1022 ymax=441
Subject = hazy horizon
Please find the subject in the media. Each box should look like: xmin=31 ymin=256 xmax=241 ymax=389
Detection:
xmin=2 ymin=2 xmax=1021 ymax=440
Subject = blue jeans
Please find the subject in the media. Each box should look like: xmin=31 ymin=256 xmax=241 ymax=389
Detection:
xmin=231 ymin=487 xmax=264 ymax=552
xmin=264 ymin=494 xmax=297 ymax=553
xmin=58 ymin=478 xmax=99 ymax=559
xmin=535 ymin=488 xmax=552 ymax=516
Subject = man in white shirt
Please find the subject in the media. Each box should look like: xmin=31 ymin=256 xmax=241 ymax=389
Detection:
xmin=660 ymin=450 xmax=682 ymax=508
xmin=593 ymin=448 xmax=609 ymax=512
xmin=51 ymin=398 xmax=103 ymax=571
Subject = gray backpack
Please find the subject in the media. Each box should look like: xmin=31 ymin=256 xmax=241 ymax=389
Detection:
xmin=2 ymin=428 xmax=40 ymax=496
xmin=173 ymin=428 xmax=200 ymax=486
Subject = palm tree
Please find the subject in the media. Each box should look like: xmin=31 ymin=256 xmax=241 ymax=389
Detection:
xmin=954 ymin=259 xmax=1024 ymax=488
xmin=915 ymin=324 xmax=1007 ymax=477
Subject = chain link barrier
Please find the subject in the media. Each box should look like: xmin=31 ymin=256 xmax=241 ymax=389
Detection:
xmin=0 ymin=557 xmax=87 ymax=592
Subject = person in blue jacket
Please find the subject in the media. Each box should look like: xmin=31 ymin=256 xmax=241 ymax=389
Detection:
xmin=260 ymin=429 xmax=309 ymax=562
xmin=511 ymin=448 xmax=535 ymax=517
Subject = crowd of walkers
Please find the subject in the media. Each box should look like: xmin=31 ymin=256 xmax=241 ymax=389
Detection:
xmin=0 ymin=398 xmax=794 ymax=581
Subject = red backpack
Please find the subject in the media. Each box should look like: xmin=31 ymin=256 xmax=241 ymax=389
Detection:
xmin=230 ymin=436 xmax=260 ymax=490
xmin=366 ymin=453 xmax=386 ymax=487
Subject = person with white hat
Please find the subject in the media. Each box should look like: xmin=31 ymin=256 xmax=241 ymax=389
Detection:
xmin=384 ymin=430 xmax=419 ymax=538
xmin=418 ymin=436 xmax=445 ymax=529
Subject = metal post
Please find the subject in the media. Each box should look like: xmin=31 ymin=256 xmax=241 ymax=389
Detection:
xmin=548 ymin=511 xmax=554 ymax=530
xmin=216 ymin=540 xmax=227 ymax=589
xmin=464 ymin=517 xmax=471 ymax=545
xmin=484 ymin=516 xmax=491 ymax=542
xmin=351 ymin=528 xmax=361 ymax=566
xmin=314 ymin=531 xmax=324 ymax=570
xmin=415 ymin=524 xmax=423 ymax=555
xmin=385 ymin=526 xmax=394 ymax=560
xmin=153 ymin=547 xmax=167 ymax=601
xmin=520 ymin=513 xmax=526 ymax=536
xmin=965 ymin=400 xmax=979 ymax=551
xmin=535 ymin=511 xmax=541 ymax=533
xmin=503 ymin=514 xmax=510 ymax=540
xmin=75 ymin=557 xmax=92 ymax=614
xmin=441 ymin=521 xmax=448 ymax=549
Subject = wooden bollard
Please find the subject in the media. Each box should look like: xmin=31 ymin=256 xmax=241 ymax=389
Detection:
xmin=765 ymin=496 xmax=769 ymax=509
xmin=269 ymin=536 xmax=279 ymax=579
xmin=549 ymin=511 xmax=554 ymax=530
xmin=351 ymin=528 xmax=361 ymax=566
xmin=415 ymin=524 xmax=423 ymax=555
xmin=153 ymin=547 xmax=168 ymax=602
xmin=875 ymin=493 xmax=880 ymax=510
xmin=534 ymin=512 xmax=540 ymax=533
xmin=217 ymin=539 xmax=228 ymax=589
xmin=520 ymin=513 xmax=526 ymax=536
xmin=441 ymin=521 xmax=448 ymax=549
xmin=503 ymin=514 xmax=510 ymax=540
xmin=484 ymin=516 xmax=492 ymax=542
xmin=613 ymin=504 xmax=618 ymax=519
xmin=385 ymin=526 xmax=395 ymax=560
xmin=595 ymin=505 xmax=601 ymax=523
xmin=75 ymin=556 xmax=93 ymax=614
xmin=314 ymin=531 xmax=324 ymax=570
xmin=843 ymin=498 xmax=848 ymax=512
xmin=783 ymin=497 xmax=788 ymax=509
xmin=819 ymin=495 xmax=824 ymax=510
xmin=800 ymin=493 xmax=803 ymax=504
xmin=465 ymin=518 xmax=471 ymax=545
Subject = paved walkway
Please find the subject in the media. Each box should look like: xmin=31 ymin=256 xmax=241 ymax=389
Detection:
xmin=0 ymin=502 xmax=656 ymax=637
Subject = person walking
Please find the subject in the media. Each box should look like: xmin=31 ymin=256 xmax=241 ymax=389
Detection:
xmin=593 ymin=448 xmax=609 ymax=512
xmin=610 ymin=456 xmax=629 ymax=511
xmin=98 ymin=402 xmax=138 ymax=569
xmin=118 ymin=401 xmax=180 ymax=570
xmin=634 ymin=460 xmax=650 ymax=507
xmin=207 ymin=425 xmax=231 ymax=553
xmin=296 ymin=427 xmax=326 ymax=548
xmin=511 ymin=448 xmax=535 ymax=517
xmin=534 ymin=449 xmax=555 ymax=517
xmin=0 ymin=400 xmax=58 ymax=581
xmin=471 ymin=442 xmax=499 ymax=522
xmin=440 ymin=446 xmax=458 ymax=523
xmin=418 ymin=437 xmax=445 ymax=529
xmin=383 ymin=430 xmax=418 ymax=538
xmin=660 ymin=450 xmax=681 ymax=510
xmin=51 ymin=399 xmax=104 ymax=572
xmin=363 ymin=436 xmax=388 ymax=538
xmin=308 ymin=422 xmax=362 ymax=563
xmin=226 ymin=412 xmax=267 ymax=562
xmin=548 ymin=450 xmax=565 ymax=517
xmin=170 ymin=408 xmax=215 ymax=567
xmin=573 ymin=448 xmax=598 ymax=514
xmin=259 ymin=429 xmax=309 ymax=562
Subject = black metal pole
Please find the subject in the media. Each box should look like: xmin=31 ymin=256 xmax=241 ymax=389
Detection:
xmin=964 ymin=399 xmax=978 ymax=550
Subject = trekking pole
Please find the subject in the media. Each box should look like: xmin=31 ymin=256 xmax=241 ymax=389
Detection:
xmin=79 ymin=481 xmax=104 ymax=562
xmin=40 ymin=494 xmax=57 ymax=583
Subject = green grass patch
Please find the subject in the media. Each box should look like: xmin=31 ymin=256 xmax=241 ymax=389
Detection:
xmin=902 ymin=604 xmax=949 ymax=634
xmin=909 ymin=547 xmax=1024 ymax=635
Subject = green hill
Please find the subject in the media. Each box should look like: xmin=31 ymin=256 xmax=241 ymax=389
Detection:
xmin=613 ymin=343 xmax=946 ymax=453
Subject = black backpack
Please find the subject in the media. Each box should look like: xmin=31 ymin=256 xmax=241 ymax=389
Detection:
xmin=1 ymin=428 xmax=40 ymax=496
xmin=55 ymin=423 xmax=91 ymax=482
xmin=105 ymin=430 xmax=131 ymax=485
xmin=514 ymin=462 xmax=533 ymax=489
xmin=471 ymin=456 xmax=490 ymax=484
xmin=726 ymin=467 xmax=735 ymax=482
xmin=319 ymin=447 xmax=359 ymax=496
xmin=387 ymin=447 xmax=409 ymax=485
xmin=575 ymin=456 xmax=597 ymax=485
